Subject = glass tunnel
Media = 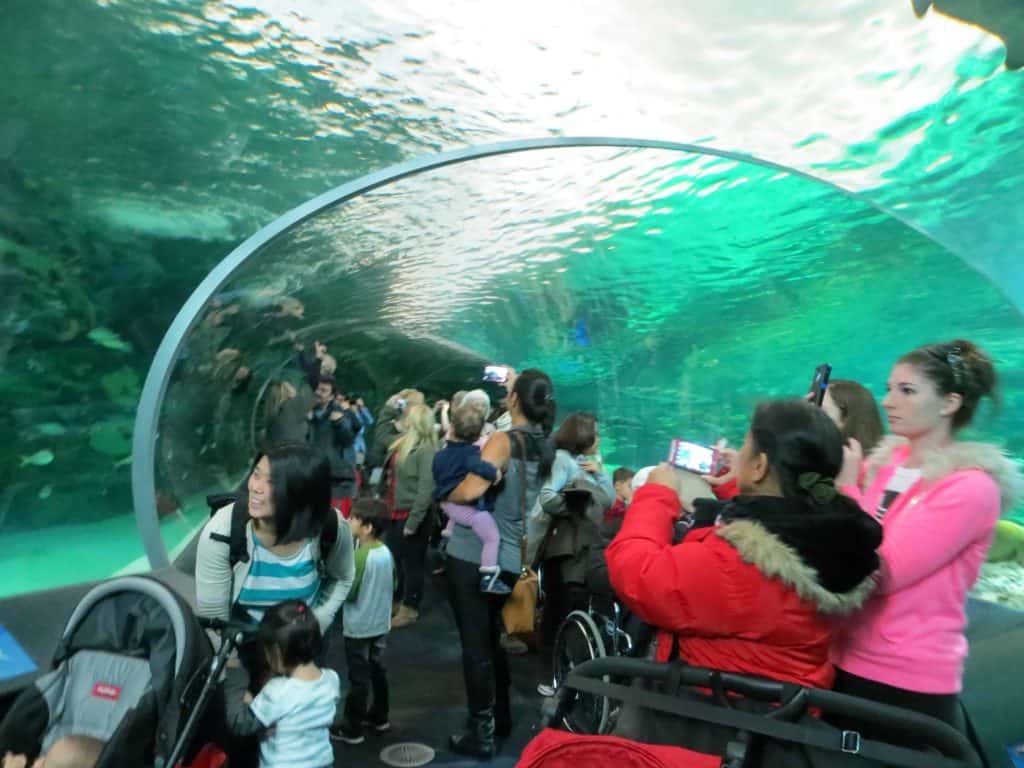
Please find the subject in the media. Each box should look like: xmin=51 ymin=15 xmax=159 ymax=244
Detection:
xmin=2 ymin=0 xmax=1023 ymax=599
xmin=1 ymin=0 xmax=1024 ymax=765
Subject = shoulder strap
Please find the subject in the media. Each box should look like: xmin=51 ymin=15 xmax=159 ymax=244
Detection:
xmin=509 ymin=430 xmax=529 ymax=569
xmin=205 ymin=493 xmax=250 ymax=567
xmin=319 ymin=507 xmax=339 ymax=569
xmin=227 ymin=499 xmax=249 ymax=567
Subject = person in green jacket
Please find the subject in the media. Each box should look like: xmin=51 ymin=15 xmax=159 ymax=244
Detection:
xmin=385 ymin=403 xmax=439 ymax=628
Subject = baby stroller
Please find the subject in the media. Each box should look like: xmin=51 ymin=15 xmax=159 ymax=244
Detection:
xmin=522 ymin=656 xmax=984 ymax=768
xmin=0 ymin=575 xmax=242 ymax=768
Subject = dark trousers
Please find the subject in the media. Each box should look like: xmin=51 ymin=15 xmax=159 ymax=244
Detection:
xmin=445 ymin=556 xmax=516 ymax=737
xmin=831 ymin=668 xmax=964 ymax=750
xmin=386 ymin=516 xmax=431 ymax=609
xmin=218 ymin=636 xmax=267 ymax=768
xmin=343 ymin=635 xmax=389 ymax=728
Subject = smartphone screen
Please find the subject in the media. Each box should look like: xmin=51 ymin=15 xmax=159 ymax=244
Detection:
xmin=668 ymin=439 xmax=716 ymax=474
xmin=482 ymin=365 xmax=510 ymax=384
xmin=809 ymin=363 xmax=832 ymax=407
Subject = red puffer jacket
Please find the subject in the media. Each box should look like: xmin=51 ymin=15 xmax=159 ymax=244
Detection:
xmin=606 ymin=484 xmax=874 ymax=690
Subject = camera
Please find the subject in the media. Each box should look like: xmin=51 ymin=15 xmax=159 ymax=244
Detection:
xmin=808 ymin=363 xmax=832 ymax=407
xmin=482 ymin=365 xmax=510 ymax=384
xmin=668 ymin=439 xmax=717 ymax=475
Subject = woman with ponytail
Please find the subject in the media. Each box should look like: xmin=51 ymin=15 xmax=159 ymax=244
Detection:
xmin=607 ymin=399 xmax=883 ymax=689
xmin=832 ymin=340 xmax=1020 ymax=745
xmin=443 ymin=368 xmax=556 ymax=759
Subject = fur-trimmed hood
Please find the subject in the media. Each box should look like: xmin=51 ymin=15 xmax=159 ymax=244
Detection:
xmin=716 ymin=520 xmax=876 ymax=617
xmin=866 ymin=436 xmax=1022 ymax=514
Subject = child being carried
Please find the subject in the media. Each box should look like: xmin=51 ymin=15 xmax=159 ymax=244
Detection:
xmin=433 ymin=403 xmax=507 ymax=594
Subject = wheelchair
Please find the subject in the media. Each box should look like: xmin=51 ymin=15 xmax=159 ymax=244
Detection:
xmin=551 ymin=595 xmax=638 ymax=735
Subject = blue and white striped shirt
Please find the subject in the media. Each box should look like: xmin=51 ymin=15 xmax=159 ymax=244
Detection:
xmin=237 ymin=532 xmax=320 ymax=622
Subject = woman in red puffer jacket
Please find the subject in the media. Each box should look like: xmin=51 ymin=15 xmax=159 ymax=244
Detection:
xmin=607 ymin=399 xmax=882 ymax=690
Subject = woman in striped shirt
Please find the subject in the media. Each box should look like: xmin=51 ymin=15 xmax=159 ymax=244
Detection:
xmin=196 ymin=442 xmax=355 ymax=767
xmin=196 ymin=442 xmax=355 ymax=632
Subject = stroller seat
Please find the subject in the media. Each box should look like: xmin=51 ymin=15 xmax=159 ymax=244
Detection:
xmin=37 ymin=648 xmax=154 ymax=752
xmin=0 ymin=576 xmax=214 ymax=768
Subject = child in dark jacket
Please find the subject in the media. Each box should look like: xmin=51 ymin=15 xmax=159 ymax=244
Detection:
xmin=433 ymin=404 xmax=507 ymax=594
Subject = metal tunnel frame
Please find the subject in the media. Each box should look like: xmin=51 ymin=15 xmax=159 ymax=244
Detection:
xmin=130 ymin=135 xmax=973 ymax=569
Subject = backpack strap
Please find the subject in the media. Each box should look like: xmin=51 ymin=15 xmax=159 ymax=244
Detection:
xmin=208 ymin=494 xmax=339 ymax=573
xmin=205 ymin=494 xmax=250 ymax=568
xmin=227 ymin=499 xmax=249 ymax=568
xmin=318 ymin=507 xmax=339 ymax=574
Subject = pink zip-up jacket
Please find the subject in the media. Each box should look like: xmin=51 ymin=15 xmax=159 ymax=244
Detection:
xmin=832 ymin=437 xmax=1020 ymax=693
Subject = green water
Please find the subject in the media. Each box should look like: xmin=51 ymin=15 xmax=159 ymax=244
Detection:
xmin=2 ymin=1 xmax=1023 ymax=597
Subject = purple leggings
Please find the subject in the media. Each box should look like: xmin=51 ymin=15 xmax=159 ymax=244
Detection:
xmin=442 ymin=501 xmax=501 ymax=569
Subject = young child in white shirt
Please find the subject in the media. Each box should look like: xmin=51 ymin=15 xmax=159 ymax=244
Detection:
xmin=230 ymin=600 xmax=340 ymax=768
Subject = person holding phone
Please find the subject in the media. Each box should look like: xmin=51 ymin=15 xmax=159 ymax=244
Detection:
xmin=831 ymin=340 xmax=1018 ymax=746
xmin=607 ymin=399 xmax=882 ymax=751
xmin=820 ymin=379 xmax=885 ymax=457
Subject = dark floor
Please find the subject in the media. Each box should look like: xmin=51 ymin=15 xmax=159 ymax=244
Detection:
xmin=322 ymin=567 xmax=544 ymax=767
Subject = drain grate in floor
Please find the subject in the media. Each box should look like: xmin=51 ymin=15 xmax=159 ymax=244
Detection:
xmin=379 ymin=742 xmax=436 ymax=767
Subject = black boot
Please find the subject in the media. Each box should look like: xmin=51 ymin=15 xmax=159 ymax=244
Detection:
xmin=449 ymin=707 xmax=496 ymax=759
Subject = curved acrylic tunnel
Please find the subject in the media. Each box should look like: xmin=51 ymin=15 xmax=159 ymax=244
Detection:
xmin=4 ymin=0 xmax=1024 ymax=601
xmin=129 ymin=140 xmax=1024 ymax=570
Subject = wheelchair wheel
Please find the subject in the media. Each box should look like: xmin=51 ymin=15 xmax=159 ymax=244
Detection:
xmin=552 ymin=610 xmax=610 ymax=734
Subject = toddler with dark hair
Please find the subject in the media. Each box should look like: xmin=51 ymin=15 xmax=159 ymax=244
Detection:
xmin=230 ymin=600 xmax=339 ymax=768
xmin=433 ymin=404 xmax=507 ymax=594
xmin=333 ymin=499 xmax=394 ymax=745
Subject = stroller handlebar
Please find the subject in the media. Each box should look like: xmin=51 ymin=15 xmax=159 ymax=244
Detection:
xmin=197 ymin=616 xmax=258 ymax=636
xmin=560 ymin=657 xmax=981 ymax=766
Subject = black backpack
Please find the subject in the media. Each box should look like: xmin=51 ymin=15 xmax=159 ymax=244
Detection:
xmin=205 ymin=493 xmax=339 ymax=572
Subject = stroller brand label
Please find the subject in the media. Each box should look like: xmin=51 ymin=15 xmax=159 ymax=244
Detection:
xmin=92 ymin=683 xmax=122 ymax=701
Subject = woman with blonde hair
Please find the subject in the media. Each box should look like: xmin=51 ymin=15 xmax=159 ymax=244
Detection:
xmin=385 ymin=403 xmax=440 ymax=628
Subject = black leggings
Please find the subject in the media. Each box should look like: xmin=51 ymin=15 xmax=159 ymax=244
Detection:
xmin=831 ymin=668 xmax=964 ymax=750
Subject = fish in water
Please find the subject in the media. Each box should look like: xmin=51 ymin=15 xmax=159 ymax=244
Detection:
xmin=87 ymin=327 xmax=132 ymax=352
xmin=573 ymin=317 xmax=591 ymax=348
xmin=21 ymin=449 xmax=54 ymax=467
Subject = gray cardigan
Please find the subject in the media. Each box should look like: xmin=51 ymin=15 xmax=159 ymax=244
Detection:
xmin=195 ymin=504 xmax=355 ymax=637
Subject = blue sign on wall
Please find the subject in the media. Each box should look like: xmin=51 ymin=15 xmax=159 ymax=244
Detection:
xmin=0 ymin=625 xmax=38 ymax=681
xmin=1009 ymin=742 xmax=1024 ymax=768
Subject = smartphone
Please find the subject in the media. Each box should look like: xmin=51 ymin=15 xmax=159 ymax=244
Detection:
xmin=482 ymin=365 xmax=510 ymax=384
xmin=808 ymin=363 xmax=832 ymax=407
xmin=668 ymin=439 xmax=717 ymax=475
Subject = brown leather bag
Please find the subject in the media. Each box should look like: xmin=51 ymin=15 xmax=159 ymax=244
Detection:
xmin=502 ymin=430 xmax=540 ymax=639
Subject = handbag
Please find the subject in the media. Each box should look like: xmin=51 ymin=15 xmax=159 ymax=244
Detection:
xmin=502 ymin=430 xmax=541 ymax=638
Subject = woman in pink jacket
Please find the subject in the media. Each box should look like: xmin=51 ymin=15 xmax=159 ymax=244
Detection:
xmin=832 ymin=339 xmax=1020 ymax=746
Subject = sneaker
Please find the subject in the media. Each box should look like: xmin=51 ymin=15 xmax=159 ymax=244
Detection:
xmin=500 ymin=633 xmax=529 ymax=655
xmin=480 ymin=570 xmax=512 ymax=594
xmin=363 ymin=717 xmax=391 ymax=733
xmin=330 ymin=723 xmax=365 ymax=745
xmin=391 ymin=605 xmax=419 ymax=629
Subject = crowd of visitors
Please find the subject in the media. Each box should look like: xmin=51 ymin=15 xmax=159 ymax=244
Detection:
xmin=184 ymin=337 xmax=1018 ymax=767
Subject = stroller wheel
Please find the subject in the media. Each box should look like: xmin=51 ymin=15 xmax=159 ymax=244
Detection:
xmin=553 ymin=610 xmax=610 ymax=735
